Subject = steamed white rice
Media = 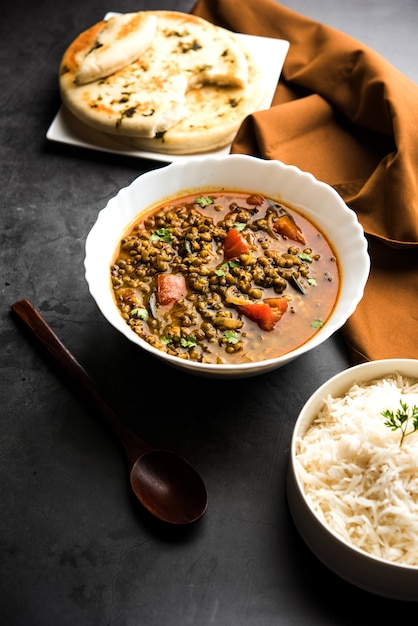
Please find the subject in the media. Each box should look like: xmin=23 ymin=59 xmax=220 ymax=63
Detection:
xmin=295 ymin=373 xmax=418 ymax=566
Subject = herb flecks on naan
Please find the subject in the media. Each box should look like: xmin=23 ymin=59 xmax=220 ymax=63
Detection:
xmin=75 ymin=12 xmax=158 ymax=85
xmin=59 ymin=11 xmax=267 ymax=154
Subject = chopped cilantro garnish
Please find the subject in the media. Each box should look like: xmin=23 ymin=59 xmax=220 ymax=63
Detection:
xmin=223 ymin=330 xmax=239 ymax=344
xmin=234 ymin=222 xmax=246 ymax=232
xmin=130 ymin=307 xmax=148 ymax=321
xmin=161 ymin=334 xmax=196 ymax=348
xmin=311 ymin=319 xmax=324 ymax=329
xmin=298 ymin=252 xmax=313 ymax=263
xmin=151 ymin=228 xmax=172 ymax=243
xmin=180 ymin=335 xmax=197 ymax=349
xmin=195 ymin=196 xmax=214 ymax=208
xmin=215 ymin=260 xmax=239 ymax=276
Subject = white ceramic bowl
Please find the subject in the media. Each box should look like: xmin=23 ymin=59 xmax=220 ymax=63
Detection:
xmin=287 ymin=358 xmax=418 ymax=601
xmin=84 ymin=154 xmax=369 ymax=378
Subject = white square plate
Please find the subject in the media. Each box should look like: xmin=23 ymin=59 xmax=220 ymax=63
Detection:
xmin=47 ymin=30 xmax=289 ymax=163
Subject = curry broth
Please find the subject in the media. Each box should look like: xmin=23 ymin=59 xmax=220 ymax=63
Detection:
xmin=110 ymin=191 xmax=340 ymax=364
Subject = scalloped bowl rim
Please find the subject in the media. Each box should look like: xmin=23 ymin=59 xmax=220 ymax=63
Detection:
xmin=287 ymin=358 xmax=418 ymax=601
xmin=84 ymin=154 xmax=370 ymax=377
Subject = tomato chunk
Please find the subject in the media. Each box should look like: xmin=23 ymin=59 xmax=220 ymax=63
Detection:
xmin=156 ymin=273 xmax=186 ymax=305
xmin=238 ymin=298 xmax=288 ymax=331
xmin=223 ymin=228 xmax=250 ymax=259
xmin=273 ymin=213 xmax=306 ymax=245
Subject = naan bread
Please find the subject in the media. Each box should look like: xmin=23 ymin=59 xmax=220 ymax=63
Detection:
xmin=76 ymin=12 xmax=158 ymax=85
xmin=59 ymin=11 xmax=267 ymax=154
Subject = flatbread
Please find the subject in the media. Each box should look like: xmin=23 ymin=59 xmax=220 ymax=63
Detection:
xmin=59 ymin=11 xmax=268 ymax=154
xmin=75 ymin=12 xmax=158 ymax=85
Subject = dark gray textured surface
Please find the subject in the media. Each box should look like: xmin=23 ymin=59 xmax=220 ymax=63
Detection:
xmin=2 ymin=1 xmax=418 ymax=624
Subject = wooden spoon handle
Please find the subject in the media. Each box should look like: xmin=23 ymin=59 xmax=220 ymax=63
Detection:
xmin=11 ymin=299 xmax=151 ymax=462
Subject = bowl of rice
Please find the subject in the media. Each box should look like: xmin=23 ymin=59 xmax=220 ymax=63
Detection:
xmin=287 ymin=358 xmax=418 ymax=601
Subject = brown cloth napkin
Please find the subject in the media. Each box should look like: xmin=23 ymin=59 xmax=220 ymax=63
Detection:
xmin=192 ymin=0 xmax=418 ymax=364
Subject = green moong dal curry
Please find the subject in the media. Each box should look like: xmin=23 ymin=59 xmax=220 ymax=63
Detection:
xmin=110 ymin=191 xmax=340 ymax=364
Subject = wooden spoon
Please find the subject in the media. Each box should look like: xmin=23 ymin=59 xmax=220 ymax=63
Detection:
xmin=11 ymin=299 xmax=208 ymax=525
